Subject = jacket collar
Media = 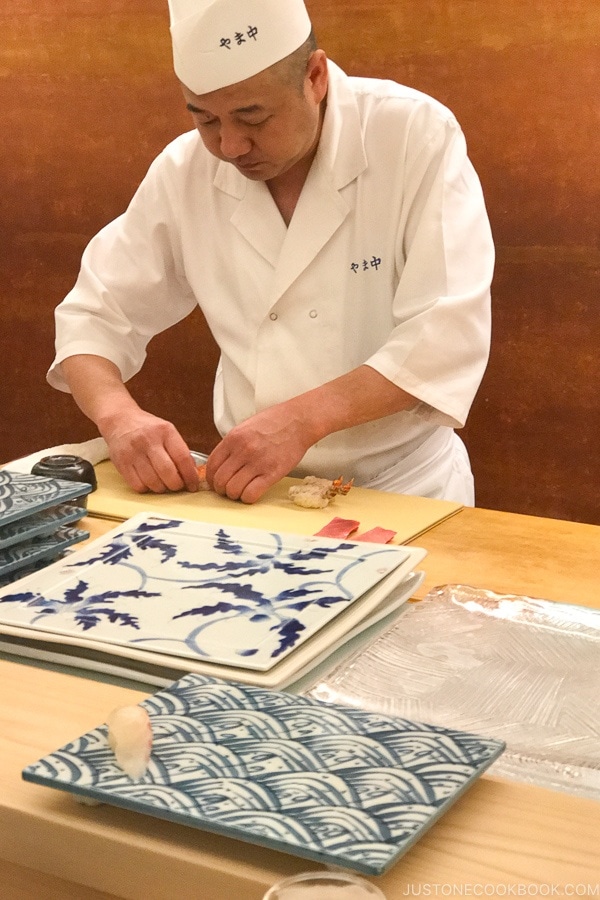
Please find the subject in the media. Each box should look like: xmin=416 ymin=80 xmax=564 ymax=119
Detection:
xmin=213 ymin=61 xmax=367 ymax=294
xmin=213 ymin=61 xmax=368 ymax=200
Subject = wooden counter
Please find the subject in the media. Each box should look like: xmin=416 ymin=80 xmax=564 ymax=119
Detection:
xmin=413 ymin=505 xmax=600 ymax=605
xmin=1 ymin=501 xmax=599 ymax=898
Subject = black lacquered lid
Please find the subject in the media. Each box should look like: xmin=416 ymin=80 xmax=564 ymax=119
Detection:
xmin=31 ymin=454 xmax=97 ymax=491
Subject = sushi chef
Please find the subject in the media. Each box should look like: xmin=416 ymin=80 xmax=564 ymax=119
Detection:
xmin=48 ymin=0 xmax=494 ymax=505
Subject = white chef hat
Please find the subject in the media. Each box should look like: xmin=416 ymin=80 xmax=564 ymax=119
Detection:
xmin=167 ymin=0 xmax=313 ymax=95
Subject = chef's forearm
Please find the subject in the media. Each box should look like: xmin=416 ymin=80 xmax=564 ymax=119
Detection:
xmin=288 ymin=364 xmax=418 ymax=445
xmin=59 ymin=354 xmax=143 ymax=435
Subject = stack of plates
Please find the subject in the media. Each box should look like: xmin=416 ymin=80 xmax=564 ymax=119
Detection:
xmin=0 ymin=470 xmax=92 ymax=587
xmin=0 ymin=511 xmax=426 ymax=688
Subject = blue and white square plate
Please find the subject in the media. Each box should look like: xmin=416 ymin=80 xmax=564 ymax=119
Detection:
xmin=0 ymin=525 xmax=90 ymax=581
xmin=0 ymin=470 xmax=92 ymax=525
xmin=0 ymin=513 xmax=425 ymax=674
xmin=22 ymin=673 xmax=505 ymax=875
xmin=0 ymin=503 xmax=87 ymax=550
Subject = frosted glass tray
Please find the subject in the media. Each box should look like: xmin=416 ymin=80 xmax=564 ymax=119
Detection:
xmin=0 ymin=513 xmax=427 ymax=688
xmin=22 ymin=673 xmax=505 ymax=875
xmin=308 ymin=585 xmax=600 ymax=800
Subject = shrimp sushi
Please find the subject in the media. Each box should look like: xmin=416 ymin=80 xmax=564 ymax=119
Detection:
xmin=196 ymin=463 xmax=210 ymax=491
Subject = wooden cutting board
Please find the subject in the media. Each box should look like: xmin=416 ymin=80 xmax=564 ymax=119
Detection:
xmin=87 ymin=461 xmax=462 ymax=543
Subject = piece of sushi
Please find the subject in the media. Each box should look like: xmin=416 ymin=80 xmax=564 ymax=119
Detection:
xmin=288 ymin=475 xmax=354 ymax=509
xmin=106 ymin=705 xmax=153 ymax=780
xmin=196 ymin=463 xmax=211 ymax=491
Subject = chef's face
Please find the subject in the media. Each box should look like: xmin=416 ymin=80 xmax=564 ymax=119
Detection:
xmin=181 ymin=49 xmax=328 ymax=184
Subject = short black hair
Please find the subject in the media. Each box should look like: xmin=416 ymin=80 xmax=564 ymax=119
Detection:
xmin=273 ymin=29 xmax=318 ymax=93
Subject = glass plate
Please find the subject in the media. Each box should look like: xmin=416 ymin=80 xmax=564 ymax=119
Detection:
xmin=307 ymin=585 xmax=600 ymax=799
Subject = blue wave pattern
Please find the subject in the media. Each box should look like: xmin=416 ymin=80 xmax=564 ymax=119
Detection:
xmin=22 ymin=674 xmax=505 ymax=874
xmin=0 ymin=526 xmax=89 ymax=580
xmin=0 ymin=503 xmax=87 ymax=550
xmin=0 ymin=516 xmax=409 ymax=670
xmin=0 ymin=471 xmax=92 ymax=526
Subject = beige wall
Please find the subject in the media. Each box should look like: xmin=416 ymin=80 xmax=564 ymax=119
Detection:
xmin=1 ymin=1 xmax=598 ymax=522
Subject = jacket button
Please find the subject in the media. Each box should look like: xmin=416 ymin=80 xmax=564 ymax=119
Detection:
xmin=269 ymin=312 xmax=278 ymax=321
xmin=309 ymin=309 xmax=318 ymax=318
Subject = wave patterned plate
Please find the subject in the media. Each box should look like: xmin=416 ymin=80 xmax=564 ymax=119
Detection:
xmin=0 ymin=513 xmax=422 ymax=672
xmin=22 ymin=673 xmax=505 ymax=874
xmin=0 ymin=470 xmax=92 ymax=526
xmin=0 ymin=503 xmax=87 ymax=550
xmin=0 ymin=525 xmax=90 ymax=580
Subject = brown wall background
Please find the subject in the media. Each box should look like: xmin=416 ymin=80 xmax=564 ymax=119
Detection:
xmin=1 ymin=1 xmax=598 ymax=523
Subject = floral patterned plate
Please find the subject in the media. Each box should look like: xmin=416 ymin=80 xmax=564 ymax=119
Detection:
xmin=0 ymin=513 xmax=425 ymax=673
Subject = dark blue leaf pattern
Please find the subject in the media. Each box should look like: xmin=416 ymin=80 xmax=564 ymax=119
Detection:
xmin=135 ymin=520 xmax=180 ymax=533
xmin=85 ymin=589 xmax=160 ymax=603
xmin=75 ymin=608 xmax=140 ymax=631
xmin=70 ymin=540 xmax=132 ymax=567
xmin=214 ymin=528 xmax=244 ymax=555
xmin=289 ymin=543 xmax=357 ymax=560
xmin=0 ymin=590 xmax=39 ymax=605
xmin=272 ymin=619 xmax=306 ymax=658
xmin=178 ymin=560 xmax=267 ymax=576
xmin=64 ymin=581 xmax=89 ymax=604
xmin=0 ymin=515 xmax=408 ymax=666
xmin=174 ymin=601 xmax=253 ymax=619
xmin=179 ymin=581 xmax=268 ymax=605
xmin=131 ymin=535 xmax=178 ymax=562
xmin=273 ymin=560 xmax=334 ymax=576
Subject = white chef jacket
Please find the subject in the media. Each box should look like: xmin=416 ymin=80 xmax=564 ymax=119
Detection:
xmin=48 ymin=62 xmax=494 ymax=503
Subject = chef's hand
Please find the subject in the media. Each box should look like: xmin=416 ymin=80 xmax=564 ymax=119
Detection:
xmin=58 ymin=355 xmax=199 ymax=495
xmin=206 ymin=405 xmax=313 ymax=504
xmin=101 ymin=408 xmax=199 ymax=494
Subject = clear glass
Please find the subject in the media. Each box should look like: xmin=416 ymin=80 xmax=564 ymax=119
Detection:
xmin=307 ymin=584 xmax=600 ymax=800
xmin=262 ymin=870 xmax=387 ymax=900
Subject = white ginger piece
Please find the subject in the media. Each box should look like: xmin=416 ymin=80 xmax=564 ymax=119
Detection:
xmin=106 ymin=704 xmax=153 ymax=781
xmin=288 ymin=475 xmax=354 ymax=509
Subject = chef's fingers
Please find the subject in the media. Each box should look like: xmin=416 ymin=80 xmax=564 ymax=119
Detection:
xmin=120 ymin=445 xmax=197 ymax=494
xmin=239 ymin=473 xmax=274 ymax=504
xmin=132 ymin=449 xmax=199 ymax=494
xmin=209 ymin=459 xmax=278 ymax=503
xmin=162 ymin=432 xmax=199 ymax=492
xmin=117 ymin=459 xmax=150 ymax=494
xmin=204 ymin=443 xmax=232 ymax=489
xmin=129 ymin=455 xmax=171 ymax=493
xmin=209 ymin=456 xmax=247 ymax=498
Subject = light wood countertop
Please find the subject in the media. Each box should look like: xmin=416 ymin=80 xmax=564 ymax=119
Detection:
xmin=413 ymin=505 xmax=600 ymax=604
xmin=1 ymin=498 xmax=599 ymax=898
